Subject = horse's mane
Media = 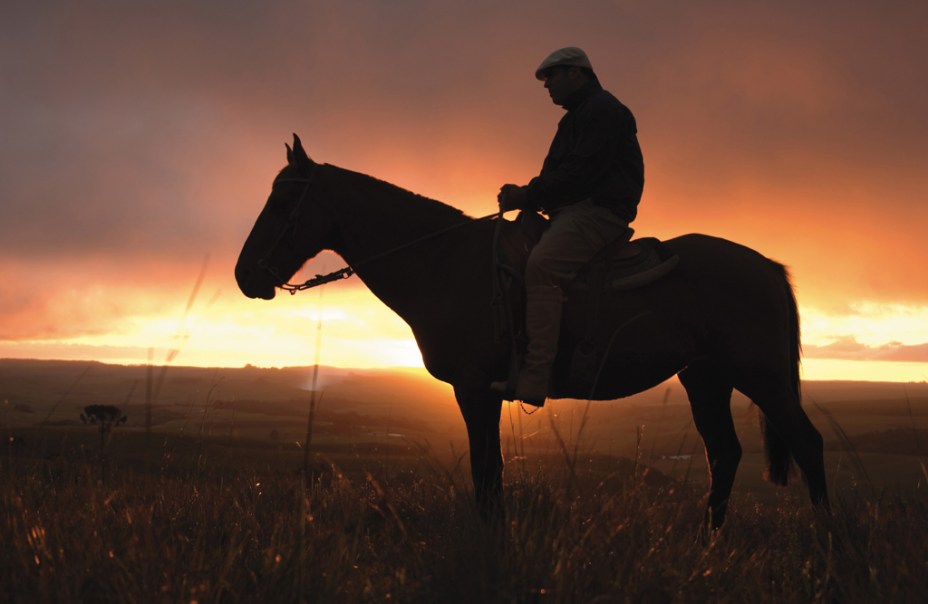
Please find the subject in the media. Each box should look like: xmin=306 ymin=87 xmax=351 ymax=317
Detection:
xmin=327 ymin=164 xmax=472 ymax=225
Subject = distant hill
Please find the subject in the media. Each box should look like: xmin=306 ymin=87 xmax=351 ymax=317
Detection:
xmin=3 ymin=358 xmax=926 ymax=436
xmin=3 ymin=358 xmax=926 ymax=487
xmin=3 ymin=358 xmax=926 ymax=417
xmin=0 ymin=358 xmax=461 ymax=432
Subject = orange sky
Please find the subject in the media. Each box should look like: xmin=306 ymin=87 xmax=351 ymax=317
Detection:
xmin=2 ymin=1 xmax=927 ymax=382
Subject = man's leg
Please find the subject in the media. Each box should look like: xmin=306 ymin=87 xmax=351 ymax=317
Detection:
xmin=512 ymin=202 xmax=629 ymax=405
xmin=512 ymin=284 xmax=566 ymax=405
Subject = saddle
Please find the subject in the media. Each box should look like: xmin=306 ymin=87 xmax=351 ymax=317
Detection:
xmin=494 ymin=211 xmax=679 ymax=294
xmin=492 ymin=211 xmax=679 ymax=392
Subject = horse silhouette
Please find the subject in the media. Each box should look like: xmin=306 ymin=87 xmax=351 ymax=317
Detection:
xmin=235 ymin=135 xmax=828 ymax=528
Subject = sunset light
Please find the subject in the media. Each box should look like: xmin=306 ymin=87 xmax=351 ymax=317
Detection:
xmin=5 ymin=6 xmax=928 ymax=601
xmin=2 ymin=1 xmax=926 ymax=385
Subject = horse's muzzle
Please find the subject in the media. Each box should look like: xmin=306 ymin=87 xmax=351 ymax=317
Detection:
xmin=235 ymin=265 xmax=277 ymax=300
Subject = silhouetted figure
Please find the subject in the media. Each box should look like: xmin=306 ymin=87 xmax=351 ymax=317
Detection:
xmin=492 ymin=47 xmax=645 ymax=406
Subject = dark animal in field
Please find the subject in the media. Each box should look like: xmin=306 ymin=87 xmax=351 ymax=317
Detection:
xmin=235 ymin=135 xmax=829 ymax=528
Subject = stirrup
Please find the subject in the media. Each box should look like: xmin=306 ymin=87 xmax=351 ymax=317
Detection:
xmin=488 ymin=380 xmax=546 ymax=408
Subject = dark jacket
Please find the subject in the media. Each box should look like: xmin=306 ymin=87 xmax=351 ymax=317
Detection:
xmin=525 ymin=79 xmax=644 ymax=221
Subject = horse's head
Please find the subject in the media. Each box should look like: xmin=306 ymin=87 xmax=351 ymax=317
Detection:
xmin=235 ymin=134 xmax=337 ymax=300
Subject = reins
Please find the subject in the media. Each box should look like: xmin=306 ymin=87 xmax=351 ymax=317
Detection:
xmin=265 ymin=169 xmax=498 ymax=294
xmin=264 ymin=173 xmax=556 ymax=416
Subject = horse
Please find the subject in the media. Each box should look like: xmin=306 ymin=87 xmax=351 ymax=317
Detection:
xmin=235 ymin=135 xmax=828 ymax=529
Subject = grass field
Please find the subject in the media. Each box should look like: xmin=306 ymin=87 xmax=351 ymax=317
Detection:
xmin=2 ymin=360 xmax=926 ymax=602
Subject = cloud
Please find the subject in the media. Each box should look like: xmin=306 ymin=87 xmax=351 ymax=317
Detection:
xmin=805 ymin=336 xmax=928 ymax=363
xmin=2 ymin=0 xmax=928 ymax=358
xmin=0 ymin=257 xmax=209 ymax=340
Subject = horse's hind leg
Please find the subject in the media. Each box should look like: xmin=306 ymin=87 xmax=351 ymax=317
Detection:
xmin=678 ymin=363 xmax=740 ymax=529
xmin=748 ymin=384 xmax=828 ymax=509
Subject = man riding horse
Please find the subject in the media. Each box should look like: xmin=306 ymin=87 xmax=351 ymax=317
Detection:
xmin=491 ymin=47 xmax=645 ymax=406
xmin=236 ymin=49 xmax=828 ymax=528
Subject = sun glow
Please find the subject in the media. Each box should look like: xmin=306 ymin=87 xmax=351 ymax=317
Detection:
xmin=27 ymin=285 xmax=427 ymax=370
xmin=4 ymin=288 xmax=928 ymax=384
xmin=796 ymin=302 xmax=928 ymax=382
xmin=802 ymin=303 xmax=928 ymax=348
xmin=801 ymin=358 xmax=927 ymax=383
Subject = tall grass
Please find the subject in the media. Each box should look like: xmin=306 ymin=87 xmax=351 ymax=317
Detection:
xmin=2 ymin=445 xmax=925 ymax=603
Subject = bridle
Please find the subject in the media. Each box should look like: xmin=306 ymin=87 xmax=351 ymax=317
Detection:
xmin=255 ymin=165 xmax=351 ymax=293
xmin=256 ymin=163 xmax=498 ymax=294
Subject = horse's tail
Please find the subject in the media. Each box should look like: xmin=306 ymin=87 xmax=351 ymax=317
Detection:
xmin=762 ymin=262 xmax=800 ymax=486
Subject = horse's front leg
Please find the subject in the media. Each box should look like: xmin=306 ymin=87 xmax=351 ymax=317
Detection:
xmin=454 ymin=384 xmax=504 ymax=521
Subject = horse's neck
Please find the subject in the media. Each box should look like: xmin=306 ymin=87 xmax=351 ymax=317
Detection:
xmin=324 ymin=165 xmax=483 ymax=317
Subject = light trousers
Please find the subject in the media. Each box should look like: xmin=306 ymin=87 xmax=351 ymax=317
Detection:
xmin=525 ymin=199 xmax=632 ymax=288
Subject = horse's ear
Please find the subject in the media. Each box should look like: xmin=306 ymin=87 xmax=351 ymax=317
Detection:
xmin=290 ymin=133 xmax=314 ymax=169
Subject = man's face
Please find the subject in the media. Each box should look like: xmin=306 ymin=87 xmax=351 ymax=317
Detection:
xmin=542 ymin=66 xmax=586 ymax=106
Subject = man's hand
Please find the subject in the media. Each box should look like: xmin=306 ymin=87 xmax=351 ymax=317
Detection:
xmin=497 ymin=184 xmax=528 ymax=212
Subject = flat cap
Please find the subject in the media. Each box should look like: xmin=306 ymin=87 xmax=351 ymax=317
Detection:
xmin=535 ymin=47 xmax=594 ymax=80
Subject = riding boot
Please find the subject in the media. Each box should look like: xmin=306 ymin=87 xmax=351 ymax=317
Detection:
xmin=491 ymin=285 xmax=565 ymax=407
